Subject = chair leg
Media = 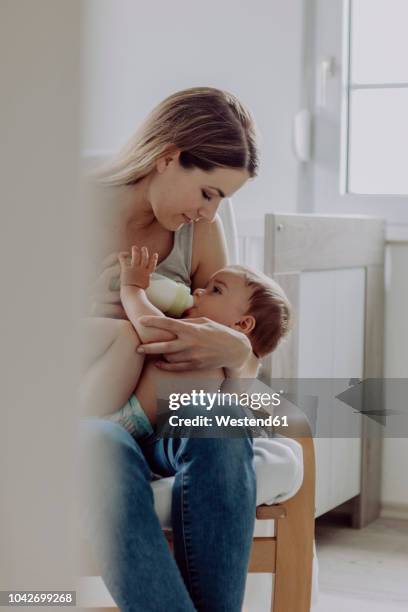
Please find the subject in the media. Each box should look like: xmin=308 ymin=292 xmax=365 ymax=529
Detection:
xmin=271 ymin=439 xmax=315 ymax=612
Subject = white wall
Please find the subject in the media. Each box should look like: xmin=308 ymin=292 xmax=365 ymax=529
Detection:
xmin=81 ymin=0 xmax=304 ymax=222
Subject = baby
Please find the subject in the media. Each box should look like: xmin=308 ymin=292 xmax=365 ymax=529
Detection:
xmin=103 ymin=245 xmax=292 ymax=441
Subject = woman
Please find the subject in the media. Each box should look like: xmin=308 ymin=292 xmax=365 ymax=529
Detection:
xmin=81 ymin=87 xmax=260 ymax=611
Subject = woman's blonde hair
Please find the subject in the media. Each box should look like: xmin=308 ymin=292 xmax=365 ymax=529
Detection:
xmin=97 ymin=87 xmax=259 ymax=186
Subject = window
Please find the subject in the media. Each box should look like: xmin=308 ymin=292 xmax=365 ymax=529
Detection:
xmin=341 ymin=0 xmax=408 ymax=195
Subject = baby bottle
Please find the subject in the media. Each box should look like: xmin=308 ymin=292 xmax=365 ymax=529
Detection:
xmin=110 ymin=271 xmax=194 ymax=318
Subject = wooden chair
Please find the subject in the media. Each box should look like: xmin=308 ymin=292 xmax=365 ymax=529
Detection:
xmin=82 ymin=409 xmax=315 ymax=612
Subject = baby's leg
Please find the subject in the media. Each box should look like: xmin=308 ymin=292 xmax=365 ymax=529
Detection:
xmin=80 ymin=318 xmax=145 ymax=417
xmin=135 ymin=360 xmax=225 ymax=425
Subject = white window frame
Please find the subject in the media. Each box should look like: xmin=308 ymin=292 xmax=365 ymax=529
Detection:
xmin=340 ymin=0 xmax=408 ymax=197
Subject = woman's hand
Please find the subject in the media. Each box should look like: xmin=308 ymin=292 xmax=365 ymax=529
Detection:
xmin=89 ymin=252 xmax=127 ymax=319
xmin=136 ymin=316 xmax=256 ymax=373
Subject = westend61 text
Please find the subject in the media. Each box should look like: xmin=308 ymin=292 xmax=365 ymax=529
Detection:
xmin=168 ymin=414 xmax=289 ymax=427
xmin=168 ymin=390 xmax=281 ymax=411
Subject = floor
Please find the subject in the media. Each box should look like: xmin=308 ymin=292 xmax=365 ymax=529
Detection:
xmin=79 ymin=517 xmax=408 ymax=610
xmin=312 ymin=516 xmax=408 ymax=611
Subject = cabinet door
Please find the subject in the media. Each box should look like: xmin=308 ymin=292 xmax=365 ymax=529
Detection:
xmin=297 ymin=268 xmax=365 ymax=516
xmin=298 ymin=270 xmax=334 ymax=517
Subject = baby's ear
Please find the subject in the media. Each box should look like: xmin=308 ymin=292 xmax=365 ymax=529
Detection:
xmin=235 ymin=315 xmax=256 ymax=335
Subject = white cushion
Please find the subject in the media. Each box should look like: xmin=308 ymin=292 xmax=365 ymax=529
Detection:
xmin=152 ymin=436 xmax=303 ymax=529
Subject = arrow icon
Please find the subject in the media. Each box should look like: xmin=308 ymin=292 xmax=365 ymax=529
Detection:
xmin=335 ymin=378 xmax=404 ymax=426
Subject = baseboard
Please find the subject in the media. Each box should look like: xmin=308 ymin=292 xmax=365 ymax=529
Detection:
xmin=380 ymin=502 xmax=408 ymax=521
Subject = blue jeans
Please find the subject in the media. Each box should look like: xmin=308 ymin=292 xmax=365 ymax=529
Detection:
xmin=80 ymin=405 xmax=256 ymax=612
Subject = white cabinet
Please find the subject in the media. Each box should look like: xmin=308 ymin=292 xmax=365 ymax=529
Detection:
xmin=262 ymin=213 xmax=385 ymax=527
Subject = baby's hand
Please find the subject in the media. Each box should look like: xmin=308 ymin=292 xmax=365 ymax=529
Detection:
xmin=118 ymin=246 xmax=158 ymax=290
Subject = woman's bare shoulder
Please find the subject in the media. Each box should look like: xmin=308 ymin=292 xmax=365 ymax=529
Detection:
xmin=191 ymin=214 xmax=228 ymax=289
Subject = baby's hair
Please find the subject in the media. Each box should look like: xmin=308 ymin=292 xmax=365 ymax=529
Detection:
xmin=229 ymin=265 xmax=292 ymax=358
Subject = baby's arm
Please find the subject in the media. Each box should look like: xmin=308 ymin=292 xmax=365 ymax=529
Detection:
xmin=119 ymin=246 xmax=176 ymax=345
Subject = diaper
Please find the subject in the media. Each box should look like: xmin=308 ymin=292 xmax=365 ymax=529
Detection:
xmin=105 ymin=394 xmax=154 ymax=441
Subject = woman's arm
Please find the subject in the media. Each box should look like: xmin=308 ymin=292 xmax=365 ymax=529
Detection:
xmin=136 ymin=315 xmax=259 ymax=376
xmin=82 ymin=179 xmax=129 ymax=319
xmin=88 ymin=253 xmax=127 ymax=319
xmin=190 ymin=215 xmax=228 ymax=290
xmin=224 ymin=350 xmax=260 ymax=378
